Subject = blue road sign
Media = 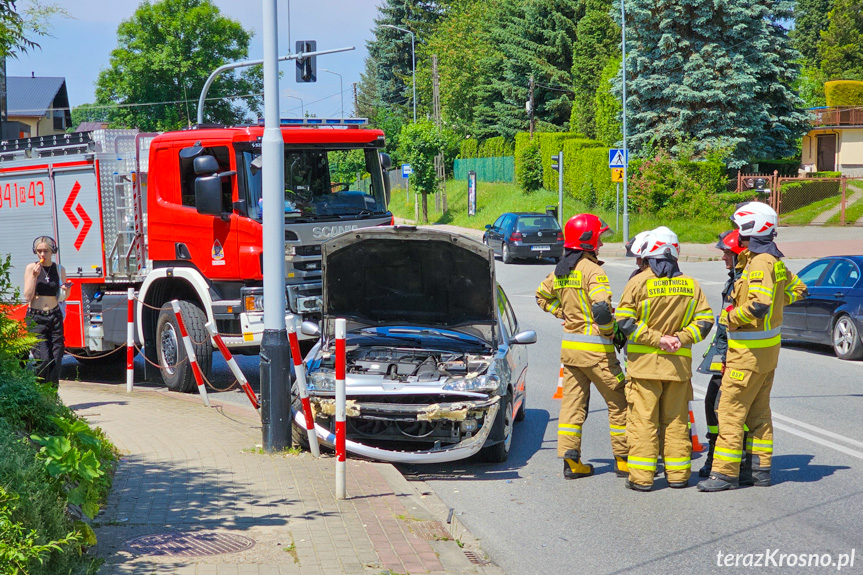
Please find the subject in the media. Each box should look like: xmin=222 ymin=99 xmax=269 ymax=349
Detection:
xmin=609 ymin=149 xmax=628 ymax=168
xmin=402 ymin=164 xmax=413 ymax=178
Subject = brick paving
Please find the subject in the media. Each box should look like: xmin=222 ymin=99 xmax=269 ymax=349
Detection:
xmin=60 ymin=382 xmax=501 ymax=575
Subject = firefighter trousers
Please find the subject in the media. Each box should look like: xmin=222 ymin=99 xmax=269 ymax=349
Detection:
xmin=557 ymin=362 xmax=627 ymax=458
xmin=712 ymin=369 xmax=775 ymax=477
xmin=626 ymin=378 xmax=692 ymax=486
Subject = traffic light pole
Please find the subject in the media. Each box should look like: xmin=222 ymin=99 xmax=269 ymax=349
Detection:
xmin=558 ymin=150 xmax=564 ymax=228
xmin=621 ymin=0 xmax=629 ymax=243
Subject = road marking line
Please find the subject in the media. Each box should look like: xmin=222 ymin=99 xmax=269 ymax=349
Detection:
xmin=691 ymin=382 xmax=863 ymax=461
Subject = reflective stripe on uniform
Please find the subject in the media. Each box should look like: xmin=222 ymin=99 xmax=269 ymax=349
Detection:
xmin=693 ymin=312 xmax=714 ymax=322
xmin=537 ymin=286 xmax=554 ymax=299
xmin=627 ymin=456 xmax=657 ymax=470
xmin=684 ymin=324 xmax=703 ymax=343
xmin=749 ymin=285 xmax=774 ymax=298
xmin=747 ymin=437 xmax=773 ymax=453
xmin=589 ymin=285 xmax=611 ymax=298
xmin=562 ymin=333 xmax=614 ymax=353
xmin=616 ymin=307 xmax=637 ymax=318
xmin=736 ymin=307 xmax=754 ymax=323
xmin=707 ymin=425 xmax=719 ymax=434
xmin=727 ymin=327 xmax=782 ymax=349
xmin=714 ymin=447 xmax=743 ymax=462
xmin=609 ymin=424 xmax=626 ymax=436
xmin=627 ymin=344 xmax=692 ymax=357
xmin=548 ymin=299 xmax=561 ymax=313
xmin=558 ymin=423 xmax=582 ymax=436
xmin=632 ymin=322 xmax=648 ymax=341
xmin=785 ymin=277 xmax=803 ymax=303
xmin=709 ymin=362 xmax=723 ymax=371
xmin=664 ymin=456 xmax=691 ymax=470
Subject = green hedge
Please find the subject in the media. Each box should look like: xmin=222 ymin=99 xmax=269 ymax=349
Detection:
xmin=780 ymin=179 xmax=841 ymax=213
xmin=478 ymin=136 xmax=513 ymax=158
xmin=825 ymin=80 xmax=863 ymax=106
xmin=459 ymin=139 xmax=478 ymax=159
xmin=563 ymin=145 xmax=616 ymax=208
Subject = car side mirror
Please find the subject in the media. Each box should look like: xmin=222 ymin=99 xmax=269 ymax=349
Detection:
xmin=510 ymin=330 xmax=537 ymax=345
xmin=300 ymin=321 xmax=321 ymax=338
xmin=485 ymin=224 xmax=491 ymax=230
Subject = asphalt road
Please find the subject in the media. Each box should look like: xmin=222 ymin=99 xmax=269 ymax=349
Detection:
xmin=64 ymin=255 xmax=863 ymax=575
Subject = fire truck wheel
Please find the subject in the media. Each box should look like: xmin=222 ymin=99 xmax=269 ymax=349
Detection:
xmin=156 ymin=301 xmax=213 ymax=393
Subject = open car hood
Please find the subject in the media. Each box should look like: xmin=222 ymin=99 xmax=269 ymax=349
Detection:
xmin=321 ymin=226 xmax=497 ymax=345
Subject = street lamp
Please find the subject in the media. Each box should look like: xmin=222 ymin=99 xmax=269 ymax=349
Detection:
xmin=380 ymin=24 xmax=416 ymax=122
xmin=319 ymin=68 xmax=344 ymax=118
xmin=284 ymin=95 xmax=304 ymax=117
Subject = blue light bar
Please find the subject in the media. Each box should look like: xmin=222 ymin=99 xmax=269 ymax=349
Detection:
xmin=258 ymin=118 xmax=370 ymax=127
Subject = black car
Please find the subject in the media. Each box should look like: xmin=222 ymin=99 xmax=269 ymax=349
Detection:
xmin=483 ymin=212 xmax=564 ymax=264
xmin=783 ymin=256 xmax=863 ymax=360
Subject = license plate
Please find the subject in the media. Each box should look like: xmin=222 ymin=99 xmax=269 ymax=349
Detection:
xmin=531 ymin=245 xmax=551 ymax=251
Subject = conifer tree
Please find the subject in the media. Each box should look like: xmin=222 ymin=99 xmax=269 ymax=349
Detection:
xmin=819 ymin=0 xmax=863 ymax=81
xmin=621 ymin=0 xmax=809 ymax=164
xmin=570 ymin=0 xmax=619 ymax=138
xmin=790 ymin=0 xmax=833 ymax=69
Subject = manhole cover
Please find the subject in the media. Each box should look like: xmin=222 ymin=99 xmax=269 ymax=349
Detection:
xmin=126 ymin=532 xmax=255 ymax=557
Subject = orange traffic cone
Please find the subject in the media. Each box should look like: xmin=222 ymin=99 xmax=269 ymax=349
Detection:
xmin=552 ymin=364 xmax=564 ymax=399
xmin=688 ymin=401 xmax=704 ymax=452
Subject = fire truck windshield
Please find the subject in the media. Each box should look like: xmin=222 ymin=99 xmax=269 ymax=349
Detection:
xmin=241 ymin=148 xmax=389 ymax=222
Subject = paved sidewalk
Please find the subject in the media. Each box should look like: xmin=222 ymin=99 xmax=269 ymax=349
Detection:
xmin=60 ymin=381 xmax=502 ymax=575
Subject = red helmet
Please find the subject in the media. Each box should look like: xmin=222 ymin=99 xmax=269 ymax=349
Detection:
xmin=564 ymin=213 xmax=611 ymax=251
xmin=715 ymin=229 xmax=744 ymax=255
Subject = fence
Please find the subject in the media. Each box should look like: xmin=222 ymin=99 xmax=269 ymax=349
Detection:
xmin=774 ymin=176 xmax=863 ymax=226
xmin=453 ymin=156 xmax=515 ymax=183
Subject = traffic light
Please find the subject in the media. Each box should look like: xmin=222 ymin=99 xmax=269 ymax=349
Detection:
xmin=551 ymin=153 xmax=561 ymax=172
xmin=296 ymin=40 xmax=317 ymax=83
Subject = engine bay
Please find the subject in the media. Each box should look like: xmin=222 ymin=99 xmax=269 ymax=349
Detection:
xmin=346 ymin=347 xmax=490 ymax=382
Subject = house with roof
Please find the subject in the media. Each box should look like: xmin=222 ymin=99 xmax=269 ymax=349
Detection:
xmin=6 ymin=75 xmax=72 ymax=138
xmin=800 ymin=81 xmax=863 ymax=177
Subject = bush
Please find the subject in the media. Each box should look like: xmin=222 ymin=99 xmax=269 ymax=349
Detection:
xmin=478 ymin=136 xmax=512 ymax=158
xmin=809 ymin=171 xmax=842 ymax=178
xmin=825 ymin=80 xmax=863 ymax=106
xmin=564 ymin=146 xmax=615 ymax=208
xmin=780 ymin=180 xmax=841 ymax=213
xmin=516 ymin=139 xmax=543 ymax=193
xmin=594 ymin=56 xmax=622 ymax=146
xmin=459 ymin=138 xmax=478 ymax=159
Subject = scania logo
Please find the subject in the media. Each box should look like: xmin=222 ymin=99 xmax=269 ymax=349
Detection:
xmin=312 ymin=224 xmax=359 ymax=239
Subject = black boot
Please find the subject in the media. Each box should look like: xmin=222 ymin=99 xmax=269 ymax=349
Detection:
xmin=563 ymin=450 xmax=594 ymax=479
xmin=741 ymin=453 xmax=771 ymax=487
xmin=698 ymin=432 xmax=717 ymax=478
xmin=697 ymin=472 xmax=739 ymax=492
xmin=625 ymin=479 xmax=652 ymax=492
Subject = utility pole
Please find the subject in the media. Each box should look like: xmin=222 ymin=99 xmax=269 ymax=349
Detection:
xmin=621 ymin=0 xmax=630 ymax=243
xmin=352 ymin=82 xmax=358 ymax=117
xmin=529 ymin=75 xmax=535 ymax=138
xmin=432 ymin=54 xmax=446 ymax=212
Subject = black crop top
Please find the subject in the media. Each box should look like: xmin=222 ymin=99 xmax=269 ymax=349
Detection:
xmin=34 ymin=263 xmax=60 ymax=297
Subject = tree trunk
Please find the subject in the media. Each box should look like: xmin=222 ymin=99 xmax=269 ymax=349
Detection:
xmin=422 ymin=191 xmax=429 ymax=223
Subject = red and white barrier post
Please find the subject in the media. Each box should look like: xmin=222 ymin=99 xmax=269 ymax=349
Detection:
xmin=205 ymin=321 xmax=260 ymax=415
xmin=171 ymin=300 xmax=210 ymax=407
xmin=335 ymin=318 xmax=347 ymax=499
xmin=287 ymin=316 xmax=320 ymax=457
xmin=126 ymin=288 xmax=135 ymax=393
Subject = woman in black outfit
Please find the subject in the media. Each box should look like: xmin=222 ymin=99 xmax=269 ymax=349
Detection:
xmin=22 ymin=236 xmax=71 ymax=387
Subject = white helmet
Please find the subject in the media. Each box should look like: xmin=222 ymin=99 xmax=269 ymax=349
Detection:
xmin=625 ymin=231 xmax=651 ymax=257
xmin=640 ymin=226 xmax=680 ymax=260
xmin=732 ymin=202 xmax=777 ymax=237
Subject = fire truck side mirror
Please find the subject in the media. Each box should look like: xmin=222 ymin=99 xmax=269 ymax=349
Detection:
xmin=193 ymin=155 xmax=220 ymax=175
xmin=195 ymin=176 xmax=223 ymax=216
xmin=380 ymin=152 xmax=392 ymax=171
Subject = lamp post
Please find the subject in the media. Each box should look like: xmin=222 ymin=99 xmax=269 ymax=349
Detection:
xmin=319 ymin=68 xmax=344 ymax=118
xmin=621 ymin=0 xmax=629 ymax=243
xmin=380 ymin=24 xmax=416 ymax=122
xmin=284 ymin=95 xmax=304 ymax=117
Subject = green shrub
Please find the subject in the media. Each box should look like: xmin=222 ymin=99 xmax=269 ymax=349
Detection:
xmin=594 ymin=56 xmax=622 ymax=146
xmin=809 ymin=171 xmax=841 ymax=178
xmin=478 ymin=136 xmax=512 ymax=158
xmin=459 ymin=138 xmax=478 ymax=159
xmin=825 ymin=80 xmax=863 ymax=106
xmin=516 ymin=139 xmax=543 ymax=193
xmin=564 ymin=146 xmax=615 ymax=208
xmin=780 ymin=180 xmax=841 ymax=213
xmin=535 ymin=132 xmax=591 ymax=190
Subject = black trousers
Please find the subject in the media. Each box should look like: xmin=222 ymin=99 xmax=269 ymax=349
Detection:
xmin=704 ymin=373 xmax=722 ymax=433
xmin=27 ymin=307 xmax=64 ymax=387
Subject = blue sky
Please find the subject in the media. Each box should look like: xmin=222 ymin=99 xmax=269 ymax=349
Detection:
xmin=7 ymin=0 xmax=385 ymax=120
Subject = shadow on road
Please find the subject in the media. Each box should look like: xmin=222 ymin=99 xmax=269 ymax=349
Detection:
xmin=772 ymin=453 xmax=851 ymax=484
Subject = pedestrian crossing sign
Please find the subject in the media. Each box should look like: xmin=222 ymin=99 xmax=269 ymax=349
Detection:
xmin=612 ymin=168 xmax=624 ymax=182
xmin=609 ymin=148 xmax=627 ymax=168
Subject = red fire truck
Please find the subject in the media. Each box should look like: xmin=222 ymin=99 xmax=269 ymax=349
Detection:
xmin=1 ymin=120 xmax=392 ymax=390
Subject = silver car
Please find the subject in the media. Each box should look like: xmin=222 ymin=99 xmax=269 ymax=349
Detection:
xmin=292 ymin=226 xmax=536 ymax=463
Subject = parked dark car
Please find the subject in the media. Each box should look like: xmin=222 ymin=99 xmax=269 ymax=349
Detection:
xmin=483 ymin=212 xmax=564 ymax=264
xmin=293 ymin=226 xmax=536 ymax=464
xmin=783 ymin=256 xmax=863 ymax=360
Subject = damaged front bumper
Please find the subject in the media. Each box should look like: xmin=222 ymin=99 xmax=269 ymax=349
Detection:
xmin=292 ymin=396 xmax=500 ymax=463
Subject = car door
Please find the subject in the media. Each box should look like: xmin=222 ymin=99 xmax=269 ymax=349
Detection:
xmin=806 ymin=259 xmax=860 ymax=339
xmin=783 ymin=259 xmax=831 ymax=336
xmin=497 ymin=286 xmax=527 ymax=409
xmin=489 ymin=214 xmax=507 ymax=253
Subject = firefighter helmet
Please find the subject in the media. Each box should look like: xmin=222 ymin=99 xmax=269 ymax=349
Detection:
xmin=625 ymin=231 xmax=651 ymax=258
xmin=715 ymin=229 xmax=744 ymax=254
xmin=732 ymin=202 xmax=777 ymax=237
xmin=640 ymin=226 xmax=680 ymax=260
xmin=563 ymin=213 xmax=611 ymax=251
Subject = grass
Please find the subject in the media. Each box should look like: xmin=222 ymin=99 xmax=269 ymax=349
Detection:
xmin=780 ymin=195 xmax=841 ymax=226
xmin=390 ymin=180 xmax=730 ymax=244
xmin=826 ymin=181 xmax=863 ymax=225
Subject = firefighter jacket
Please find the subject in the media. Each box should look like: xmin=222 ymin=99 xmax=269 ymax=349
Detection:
xmin=615 ymin=268 xmax=714 ymax=381
xmin=723 ymin=249 xmax=807 ymax=373
xmin=536 ymin=252 xmax=616 ymax=368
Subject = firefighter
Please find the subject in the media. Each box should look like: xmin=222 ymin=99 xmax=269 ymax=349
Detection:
xmin=698 ymin=202 xmax=807 ymax=491
xmin=625 ymin=230 xmax=651 ymax=279
xmin=536 ymin=213 xmax=628 ymax=479
xmin=615 ymin=227 xmax=714 ymax=491
xmin=696 ymin=229 xmax=745 ymax=477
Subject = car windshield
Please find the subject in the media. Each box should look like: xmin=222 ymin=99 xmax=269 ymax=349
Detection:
xmin=241 ymin=148 xmax=388 ymax=221
xmin=516 ymin=215 xmax=560 ymax=231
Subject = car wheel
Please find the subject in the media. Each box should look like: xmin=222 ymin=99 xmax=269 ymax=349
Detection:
xmin=515 ymin=390 xmax=526 ymax=422
xmin=832 ymin=315 xmax=863 ymax=360
xmin=156 ymin=300 xmax=213 ymax=392
xmin=502 ymin=243 xmax=513 ymax=264
xmin=479 ymin=393 xmax=514 ymax=463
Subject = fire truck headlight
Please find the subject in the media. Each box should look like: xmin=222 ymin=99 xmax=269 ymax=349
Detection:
xmin=244 ymin=294 xmax=264 ymax=312
xmin=285 ymin=245 xmax=296 ymax=257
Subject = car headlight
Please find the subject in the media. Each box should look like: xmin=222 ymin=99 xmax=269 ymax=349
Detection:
xmin=307 ymin=370 xmax=335 ymax=392
xmin=241 ymin=288 xmax=264 ymax=312
xmin=442 ymin=374 xmax=499 ymax=393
